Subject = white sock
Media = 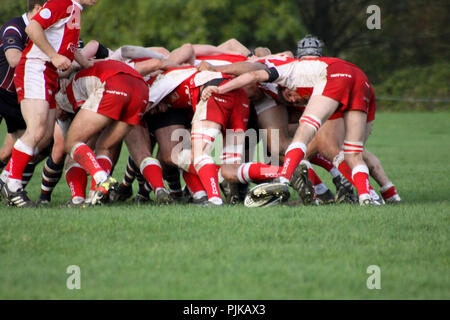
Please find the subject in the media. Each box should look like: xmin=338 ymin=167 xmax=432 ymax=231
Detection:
xmin=330 ymin=167 xmax=340 ymax=178
xmin=193 ymin=191 xmax=207 ymax=200
xmin=72 ymin=196 xmax=85 ymax=204
xmin=93 ymin=171 xmax=108 ymax=185
xmin=314 ymin=183 xmax=328 ymax=195
xmin=7 ymin=178 xmax=23 ymax=192
xmin=209 ymin=197 xmax=223 ymax=205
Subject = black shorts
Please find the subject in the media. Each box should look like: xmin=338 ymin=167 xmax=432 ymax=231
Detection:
xmin=0 ymin=89 xmax=26 ymax=133
xmin=144 ymin=108 xmax=192 ymax=134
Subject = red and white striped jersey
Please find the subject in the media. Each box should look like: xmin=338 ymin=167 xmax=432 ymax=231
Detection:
xmin=22 ymin=0 xmax=82 ymax=63
xmin=58 ymin=60 xmax=144 ymax=113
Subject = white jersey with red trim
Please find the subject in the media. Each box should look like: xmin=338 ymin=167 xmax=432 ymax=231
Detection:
xmin=148 ymin=67 xmax=226 ymax=107
xmin=23 ymin=0 xmax=82 ymax=63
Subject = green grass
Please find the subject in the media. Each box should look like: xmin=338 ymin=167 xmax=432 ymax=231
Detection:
xmin=0 ymin=112 xmax=449 ymax=299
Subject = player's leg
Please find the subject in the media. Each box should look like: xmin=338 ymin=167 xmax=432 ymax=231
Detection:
xmin=342 ymin=110 xmax=376 ymax=205
xmin=190 ymin=120 xmax=223 ymax=205
xmin=154 ymin=124 xmax=189 ymax=201
xmin=256 ymin=104 xmax=291 ymax=161
xmin=123 ymin=125 xmax=170 ymax=204
xmin=311 ymin=118 xmax=356 ymax=203
xmin=65 ymin=109 xmax=113 ymax=193
xmin=280 ymin=96 xmax=339 ymax=184
xmin=2 ymin=99 xmax=52 ymax=207
xmin=38 ymin=122 xmax=66 ymax=205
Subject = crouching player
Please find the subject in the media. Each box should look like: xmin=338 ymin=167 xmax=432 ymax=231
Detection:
xmin=57 ymin=60 xmax=154 ymax=205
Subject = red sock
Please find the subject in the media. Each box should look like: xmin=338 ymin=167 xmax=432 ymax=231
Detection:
xmin=381 ymin=184 xmax=398 ymax=200
xmin=182 ymin=171 xmax=205 ymax=194
xmin=196 ymin=163 xmax=221 ymax=200
xmin=352 ymin=165 xmax=370 ymax=197
xmin=308 ymin=168 xmax=323 ymax=186
xmin=337 ymin=161 xmax=354 ymax=185
xmin=66 ymin=165 xmax=88 ymax=199
xmin=90 ymin=156 xmax=112 ymax=190
xmin=141 ymin=158 xmax=165 ymax=190
xmin=310 ymin=154 xmax=334 ymax=172
xmin=281 ymin=143 xmax=306 ymax=180
xmin=72 ymin=143 xmax=104 ymax=178
xmin=237 ymin=163 xmax=282 ymax=183
xmin=8 ymin=140 xmax=34 ymax=181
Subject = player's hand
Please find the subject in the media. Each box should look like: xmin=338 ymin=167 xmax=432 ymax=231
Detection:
xmin=51 ymin=54 xmax=72 ymax=71
xmin=201 ymin=86 xmax=219 ymax=101
xmin=196 ymin=61 xmax=215 ymax=72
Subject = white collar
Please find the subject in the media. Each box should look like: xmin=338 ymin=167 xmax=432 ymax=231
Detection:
xmin=22 ymin=13 xmax=30 ymax=26
xmin=73 ymin=1 xmax=84 ymax=11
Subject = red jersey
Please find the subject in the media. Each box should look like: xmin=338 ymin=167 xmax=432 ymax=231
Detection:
xmin=22 ymin=0 xmax=82 ymax=63
xmin=63 ymin=60 xmax=145 ymax=112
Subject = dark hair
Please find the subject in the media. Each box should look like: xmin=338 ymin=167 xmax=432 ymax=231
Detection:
xmin=28 ymin=0 xmax=46 ymax=12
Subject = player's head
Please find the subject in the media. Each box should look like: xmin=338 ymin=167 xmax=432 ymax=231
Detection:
xmin=296 ymin=35 xmax=323 ymax=58
xmin=278 ymin=86 xmax=308 ymax=106
xmin=28 ymin=0 xmax=45 ymax=12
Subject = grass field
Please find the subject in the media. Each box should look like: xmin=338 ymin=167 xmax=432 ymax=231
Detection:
xmin=0 ymin=112 xmax=449 ymax=300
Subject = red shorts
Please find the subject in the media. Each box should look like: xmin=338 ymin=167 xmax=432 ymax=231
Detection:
xmin=193 ymin=87 xmax=250 ymax=132
xmin=82 ymin=73 xmax=148 ymax=125
xmin=327 ymin=83 xmax=376 ymax=123
xmin=315 ymin=62 xmax=374 ymax=119
xmin=14 ymin=58 xmax=58 ymax=109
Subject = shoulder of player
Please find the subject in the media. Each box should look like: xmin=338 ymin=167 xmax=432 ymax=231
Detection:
xmin=0 ymin=16 xmax=27 ymax=38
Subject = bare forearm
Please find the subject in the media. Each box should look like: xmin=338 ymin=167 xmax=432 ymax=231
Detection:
xmin=217 ymin=70 xmax=268 ymax=94
xmin=5 ymin=49 xmax=22 ymax=68
xmin=215 ymin=61 xmax=265 ymax=76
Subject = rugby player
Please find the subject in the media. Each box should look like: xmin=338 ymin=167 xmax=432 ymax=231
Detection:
xmin=2 ymin=0 xmax=97 ymax=207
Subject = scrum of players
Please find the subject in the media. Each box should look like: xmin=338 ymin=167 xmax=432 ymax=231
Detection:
xmin=0 ymin=0 xmax=401 ymax=208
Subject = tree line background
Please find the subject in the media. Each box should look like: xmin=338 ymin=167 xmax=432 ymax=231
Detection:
xmin=2 ymin=0 xmax=449 ymax=110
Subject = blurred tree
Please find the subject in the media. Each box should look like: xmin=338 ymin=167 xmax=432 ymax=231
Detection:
xmin=1 ymin=0 xmax=448 ymax=86
xmin=0 ymin=0 xmax=26 ymax=25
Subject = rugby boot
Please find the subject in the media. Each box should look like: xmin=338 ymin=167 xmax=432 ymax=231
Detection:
xmin=333 ymin=175 xmax=357 ymax=204
xmin=155 ymin=188 xmax=174 ymax=205
xmin=91 ymin=177 xmax=119 ymax=206
xmin=290 ymin=164 xmax=315 ymax=205
xmin=315 ymin=189 xmax=335 ymax=205
xmin=109 ymin=183 xmax=133 ymax=202
xmin=1 ymin=184 xmax=35 ymax=208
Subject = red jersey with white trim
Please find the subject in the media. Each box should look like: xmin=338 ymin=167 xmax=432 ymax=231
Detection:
xmin=148 ymin=66 xmax=229 ymax=108
xmin=63 ymin=60 xmax=145 ymax=112
xmin=162 ymin=69 xmax=232 ymax=111
xmin=22 ymin=0 xmax=82 ymax=63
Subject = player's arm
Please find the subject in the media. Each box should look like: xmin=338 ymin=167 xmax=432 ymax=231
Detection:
xmin=2 ymin=26 xmax=25 ymax=68
xmin=134 ymin=58 xmax=181 ymax=76
xmin=4 ymin=49 xmax=22 ymax=69
xmin=25 ymin=20 xmax=71 ymax=70
xmin=74 ymin=50 xmax=93 ymax=69
xmin=214 ymin=61 xmax=266 ymax=75
xmin=201 ymin=68 xmax=275 ymax=101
